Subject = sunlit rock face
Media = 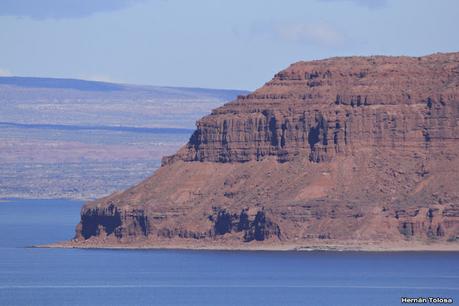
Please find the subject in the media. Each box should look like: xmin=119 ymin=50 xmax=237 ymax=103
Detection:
xmin=74 ymin=53 xmax=459 ymax=249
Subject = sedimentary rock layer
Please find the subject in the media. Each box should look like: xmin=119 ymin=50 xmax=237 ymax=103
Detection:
xmin=72 ymin=52 xmax=459 ymax=249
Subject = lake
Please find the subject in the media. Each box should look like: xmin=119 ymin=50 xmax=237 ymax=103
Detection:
xmin=1 ymin=198 xmax=458 ymax=306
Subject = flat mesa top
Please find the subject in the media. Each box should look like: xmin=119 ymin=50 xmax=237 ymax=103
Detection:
xmin=221 ymin=52 xmax=459 ymax=110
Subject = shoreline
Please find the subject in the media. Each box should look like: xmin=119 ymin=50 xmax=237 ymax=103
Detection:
xmin=35 ymin=240 xmax=459 ymax=252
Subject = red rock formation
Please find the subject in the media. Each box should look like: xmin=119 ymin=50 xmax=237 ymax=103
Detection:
xmin=72 ymin=52 xmax=459 ymax=250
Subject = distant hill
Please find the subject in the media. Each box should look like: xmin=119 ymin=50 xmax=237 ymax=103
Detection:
xmin=0 ymin=76 xmax=247 ymax=99
xmin=0 ymin=76 xmax=124 ymax=91
xmin=0 ymin=76 xmax=249 ymax=129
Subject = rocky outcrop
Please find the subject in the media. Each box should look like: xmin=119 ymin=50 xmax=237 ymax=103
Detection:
xmin=73 ymin=52 xmax=459 ymax=250
xmin=164 ymin=53 xmax=459 ymax=165
xmin=77 ymin=204 xmax=149 ymax=240
xmin=211 ymin=208 xmax=281 ymax=242
xmin=76 ymin=205 xmax=281 ymax=242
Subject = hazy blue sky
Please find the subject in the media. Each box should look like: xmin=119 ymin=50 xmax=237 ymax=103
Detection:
xmin=1 ymin=0 xmax=458 ymax=90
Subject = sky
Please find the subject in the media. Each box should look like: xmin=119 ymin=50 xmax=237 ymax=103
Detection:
xmin=0 ymin=0 xmax=458 ymax=90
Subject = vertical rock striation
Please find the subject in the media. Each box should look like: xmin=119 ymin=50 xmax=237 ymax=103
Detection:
xmin=73 ymin=53 xmax=459 ymax=249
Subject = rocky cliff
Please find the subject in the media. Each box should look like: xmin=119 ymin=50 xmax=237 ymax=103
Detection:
xmin=71 ymin=53 xmax=459 ymax=250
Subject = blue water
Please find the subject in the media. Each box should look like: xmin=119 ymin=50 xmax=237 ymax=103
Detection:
xmin=0 ymin=199 xmax=458 ymax=306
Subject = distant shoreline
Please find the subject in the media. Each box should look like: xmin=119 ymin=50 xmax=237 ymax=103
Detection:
xmin=0 ymin=197 xmax=88 ymax=202
xmin=0 ymin=121 xmax=194 ymax=134
xmin=37 ymin=240 xmax=459 ymax=252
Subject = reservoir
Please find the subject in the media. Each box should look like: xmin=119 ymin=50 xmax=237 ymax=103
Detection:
xmin=1 ymin=199 xmax=458 ymax=306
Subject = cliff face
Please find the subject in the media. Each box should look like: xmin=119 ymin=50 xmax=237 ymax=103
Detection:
xmin=167 ymin=53 xmax=458 ymax=164
xmin=73 ymin=53 xmax=459 ymax=249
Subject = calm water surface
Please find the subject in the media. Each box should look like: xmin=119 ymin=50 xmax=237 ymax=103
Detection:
xmin=0 ymin=199 xmax=458 ymax=306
